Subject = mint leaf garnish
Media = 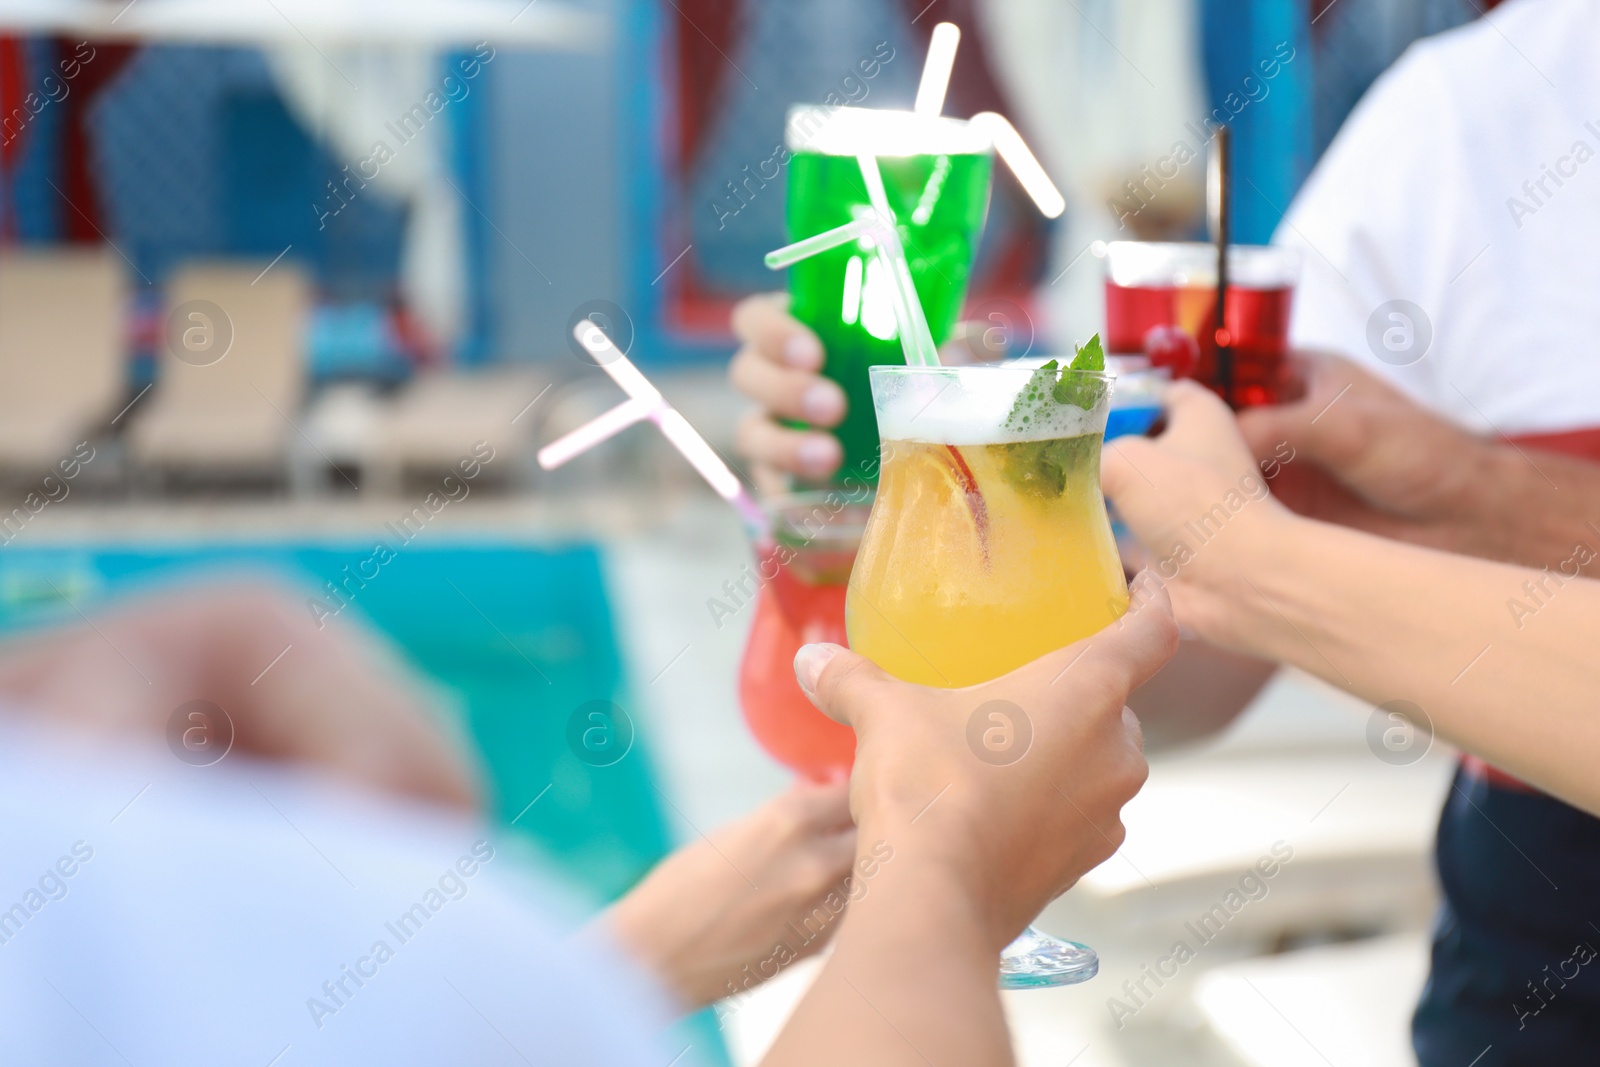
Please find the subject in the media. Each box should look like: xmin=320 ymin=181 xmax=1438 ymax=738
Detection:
xmin=1051 ymin=333 xmax=1107 ymax=410
xmin=1003 ymin=359 xmax=1062 ymax=432
xmin=1072 ymin=333 xmax=1105 ymax=371
xmin=996 ymin=435 xmax=1099 ymax=499
xmin=997 ymin=334 xmax=1109 ymax=498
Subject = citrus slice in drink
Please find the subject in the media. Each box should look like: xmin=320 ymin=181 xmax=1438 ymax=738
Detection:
xmin=943 ymin=444 xmax=991 ymax=563
xmin=893 ymin=441 xmax=991 ymax=565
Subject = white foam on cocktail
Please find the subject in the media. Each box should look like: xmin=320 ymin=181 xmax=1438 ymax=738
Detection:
xmin=873 ymin=367 xmax=1109 ymax=446
xmin=1100 ymin=240 xmax=1303 ymax=288
xmin=539 ymin=321 xmax=770 ymax=541
xmin=787 ymin=106 xmax=991 ymax=157
xmin=877 ymin=401 xmax=1101 ymax=446
xmin=914 ymin=22 xmax=961 ymax=117
xmin=784 ymin=106 xmax=1064 ymax=220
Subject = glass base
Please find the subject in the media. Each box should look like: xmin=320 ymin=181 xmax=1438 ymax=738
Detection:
xmin=998 ymin=925 xmax=1099 ymax=989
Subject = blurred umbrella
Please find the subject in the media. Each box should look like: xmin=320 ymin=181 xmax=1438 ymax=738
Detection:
xmin=0 ymin=0 xmax=604 ymax=356
xmin=0 ymin=0 xmax=603 ymax=49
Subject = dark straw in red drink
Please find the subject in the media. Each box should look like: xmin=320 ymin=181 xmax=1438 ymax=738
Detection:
xmin=1209 ymin=124 xmax=1234 ymax=406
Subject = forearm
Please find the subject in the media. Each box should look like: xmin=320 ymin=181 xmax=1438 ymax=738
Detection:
xmin=762 ymin=827 xmax=1011 ymax=1067
xmin=1214 ymin=516 xmax=1600 ymax=815
xmin=1452 ymin=444 xmax=1600 ymax=570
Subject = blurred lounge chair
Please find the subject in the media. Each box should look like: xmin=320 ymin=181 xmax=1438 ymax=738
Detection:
xmin=364 ymin=367 xmax=547 ymax=495
xmin=0 ymin=247 xmax=125 ymax=476
xmin=127 ymin=262 xmax=309 ymax=488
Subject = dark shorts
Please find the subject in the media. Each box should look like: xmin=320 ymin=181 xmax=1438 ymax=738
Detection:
xmin=1413 ymin=767 xmax=1600 ymax=1066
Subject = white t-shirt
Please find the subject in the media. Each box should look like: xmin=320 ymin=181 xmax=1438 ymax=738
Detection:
xmin=1277 ymin=0 xmax=1600 ymax=436
xmin=0 ymin=723 xmax=685 ymax=1067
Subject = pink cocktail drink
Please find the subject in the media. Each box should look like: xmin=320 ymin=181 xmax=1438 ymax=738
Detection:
xmin=737 ymin=494 xmax=870 ymax=781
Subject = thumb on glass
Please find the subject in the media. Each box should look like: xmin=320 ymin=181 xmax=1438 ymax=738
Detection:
xmin=794 ymin=643 xmax=888 ymax=726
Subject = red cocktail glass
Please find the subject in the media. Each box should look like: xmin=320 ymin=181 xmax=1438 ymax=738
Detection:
xmin=737 ymin=492 xmax=871 ymax=782
xmin=1101 ymin=241 xmax=1299 ymax=407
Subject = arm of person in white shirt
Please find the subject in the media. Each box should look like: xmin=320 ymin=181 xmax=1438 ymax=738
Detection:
xmin=1131 ymin=349 xmax=1600 ymax=748
xmin=1104 ymin=381 xmax=1600 ymax=817
xmin=1240 ymin=352 xmax=1600 ymax=573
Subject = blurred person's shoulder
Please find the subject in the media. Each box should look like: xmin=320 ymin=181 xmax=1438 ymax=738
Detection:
xmin=1423 ymin=0 xmax=1600 ymax=65
xmin=0 ymin=719 xmax=685 ymax=1067
xmin=1277 ymin=0 xmax=1600 ymax=431
xmin=1287 ymin=0 xmax=1598 ymax=214
xmin=1400 ymin=0 xmax=1600 ymax=110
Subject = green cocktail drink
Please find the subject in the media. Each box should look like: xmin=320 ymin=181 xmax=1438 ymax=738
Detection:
xmin=784 ymin=106 xmax=993 ymax=484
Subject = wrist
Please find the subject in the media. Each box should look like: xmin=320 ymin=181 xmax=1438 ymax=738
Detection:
xmin=853 ymin=802 xmax=984 ymax=893
xmin=852 ymin=809 xmax=1019 ymax=953
xmin=600 ymin=902 xmax=692 ymax=1006
xmin=1464 ymin=442 xmax=1577 ymax=566
xmin=1206 ymin=514 xmax=1354 ymax=664
xmin=1439 ymin=439 xmax=1521 ymax=553
xmin=1162 ymin=500 xmax=1308 ymax=647
xmin=838 ymin=827 xmax=1004 ymax=955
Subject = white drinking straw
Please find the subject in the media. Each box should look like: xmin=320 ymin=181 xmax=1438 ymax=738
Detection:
xmin=540 ymin=320 xmax=771 ymax=541
xmin=913 ymin=22 xmax=961 ymax=117
xmin=763 ymin=201 xmax=940 ymax=367
xmin=854 ymin=153 xmax=896 ymax=234
xmin=912 ymin=25 xmax=1065 ymax=220
xmin=764 ymin=216 xmax=880 ymax=270
xmin=971 ymin=111 xmax=1065 ymax=218
xmin=854 ymin=154 xmax=941 ymax=367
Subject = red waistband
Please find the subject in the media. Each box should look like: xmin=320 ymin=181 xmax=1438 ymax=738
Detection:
xmin=1460 ymin=754 xmax=1536 ymax=792
xmin=1511 ymin=426 xmax=1600 ymax=462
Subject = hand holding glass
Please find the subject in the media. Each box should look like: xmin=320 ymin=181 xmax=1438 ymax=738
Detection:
xmin=846 ymin=362 xmax=1125 ymax=986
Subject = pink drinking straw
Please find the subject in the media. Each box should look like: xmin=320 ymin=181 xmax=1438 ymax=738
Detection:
xmin=538 ymin=320 xmax=772 ymax=545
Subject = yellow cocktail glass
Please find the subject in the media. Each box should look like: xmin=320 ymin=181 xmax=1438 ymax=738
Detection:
xmin=846 ymin=360 xmax=1126 ymax=987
